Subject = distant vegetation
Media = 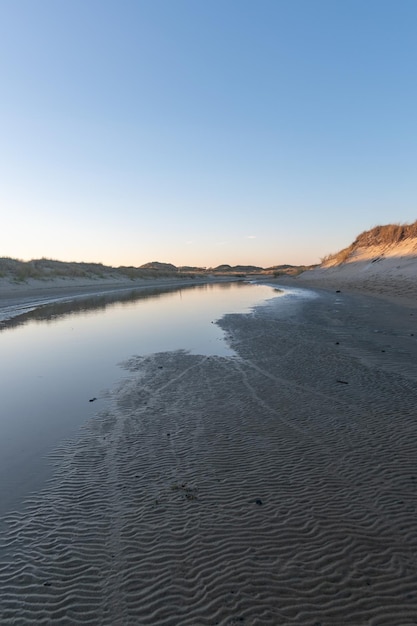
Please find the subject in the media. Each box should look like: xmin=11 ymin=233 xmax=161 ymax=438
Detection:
xmin=207 ymin=264 xmax=315 ymax=276
xmin=321 ymin=220 xmax=417 ymax=266
xmin=268 ymin=264 xmax=314 ymax=277
xmin=0 ymin=257 xmax=198 ymax=283
xmin=138 ymin=261 xmax=178 ymax=272
xmin=0 ymin=257 xmax=313 ymax=283
xmin=211 ymin=264 xmax=262 ymax=273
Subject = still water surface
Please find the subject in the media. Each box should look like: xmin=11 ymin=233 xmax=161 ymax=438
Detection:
xmin=0 ymin=281 xmax=281 ymax=514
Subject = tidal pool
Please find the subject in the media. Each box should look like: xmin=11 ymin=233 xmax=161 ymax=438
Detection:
xmin=0 ymin=281 xmax=281 ymax=514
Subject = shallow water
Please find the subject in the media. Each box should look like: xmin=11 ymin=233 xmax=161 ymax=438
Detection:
xmin=0 ymin=281 xmax=285 ymax=514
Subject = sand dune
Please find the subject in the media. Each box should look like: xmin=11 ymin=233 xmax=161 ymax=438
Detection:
xmin=1 ymin=283 xmax=417 ymax=624
xmin=296 ymin=236 xmax=417 ymax=306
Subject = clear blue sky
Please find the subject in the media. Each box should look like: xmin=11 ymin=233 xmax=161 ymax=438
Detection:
xmin=1 ymin=0 xmax=416 ymax=268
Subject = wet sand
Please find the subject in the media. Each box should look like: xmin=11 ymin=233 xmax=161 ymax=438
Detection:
xmin=1 ymin=283 xmax=417 ymax=624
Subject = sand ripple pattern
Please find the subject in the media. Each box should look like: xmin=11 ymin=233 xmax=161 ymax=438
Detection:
xmin=1 ymin=292 xmax=417 ymax=624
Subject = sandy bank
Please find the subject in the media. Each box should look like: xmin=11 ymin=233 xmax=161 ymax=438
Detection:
xmin=293 ymin=239 xmax=417 ymax=306
xmin=1 ymin=287 xmax=417 ymax=624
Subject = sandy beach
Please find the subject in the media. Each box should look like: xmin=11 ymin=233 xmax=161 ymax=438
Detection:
xmin=294 ymin=238 xmax=417 ymax=308
xmin=1 ymin=275 xmax=417 ymax=624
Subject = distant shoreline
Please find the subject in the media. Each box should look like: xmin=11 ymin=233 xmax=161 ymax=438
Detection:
xmin=0 ymin=275 xmax=242 ymax=324
xmin=3 ymin=265 xmax=416 ymax=326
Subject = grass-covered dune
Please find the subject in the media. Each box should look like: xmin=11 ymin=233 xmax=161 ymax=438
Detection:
xmin=321 ymin=220 xmax=417 ymax=267
xmin=296 ymin=219 xmax=417 ymax=306
xmin=0 ymin=257 xmax=204 ymax=284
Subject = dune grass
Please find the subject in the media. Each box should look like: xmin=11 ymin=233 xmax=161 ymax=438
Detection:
xmin=0 ymin=257 xmax=202 ymax=284
xmin=321 ymin=220 xmax=417 ymax=266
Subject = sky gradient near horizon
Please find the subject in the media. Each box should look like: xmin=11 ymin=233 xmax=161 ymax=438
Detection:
xmin=1 ymin=0 xmax=416 ymax=268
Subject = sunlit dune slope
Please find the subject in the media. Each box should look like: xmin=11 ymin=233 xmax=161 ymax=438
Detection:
xmin=297 ymin=221 xmax=417 ymax=304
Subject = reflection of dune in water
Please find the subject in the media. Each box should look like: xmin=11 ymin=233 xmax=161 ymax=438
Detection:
xmin=0 ymin=279 xmax=262 ymax=330
xmin=0 ymin=286 xmax=190 ymax=330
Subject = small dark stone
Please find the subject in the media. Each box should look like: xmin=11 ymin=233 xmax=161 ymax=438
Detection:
xmin=255 ymin=499 xmax=263 ymax=505
xmin=89 ymin=397 xmax=97 ymax=403
xmin=335 ymin=341 xmax=340 ymax=345
xmin=167 ymin=433 xmax=170 ymax=436
xmin=336 ymin=290 xmax=341 ymax=293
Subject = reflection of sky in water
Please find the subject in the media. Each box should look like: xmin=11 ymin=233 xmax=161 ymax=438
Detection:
xmin=0 ymin=282 xmax=280 ymax=515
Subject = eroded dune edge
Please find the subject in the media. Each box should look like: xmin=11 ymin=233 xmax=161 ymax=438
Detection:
xmin=295 ymin=236 xmax=417 ymax=307
xmin=1 ymin=290 xmax=417 ymax=625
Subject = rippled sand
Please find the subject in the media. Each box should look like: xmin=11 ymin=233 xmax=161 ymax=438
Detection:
xmin=1 ymin=288 xmax=417 ymax=624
